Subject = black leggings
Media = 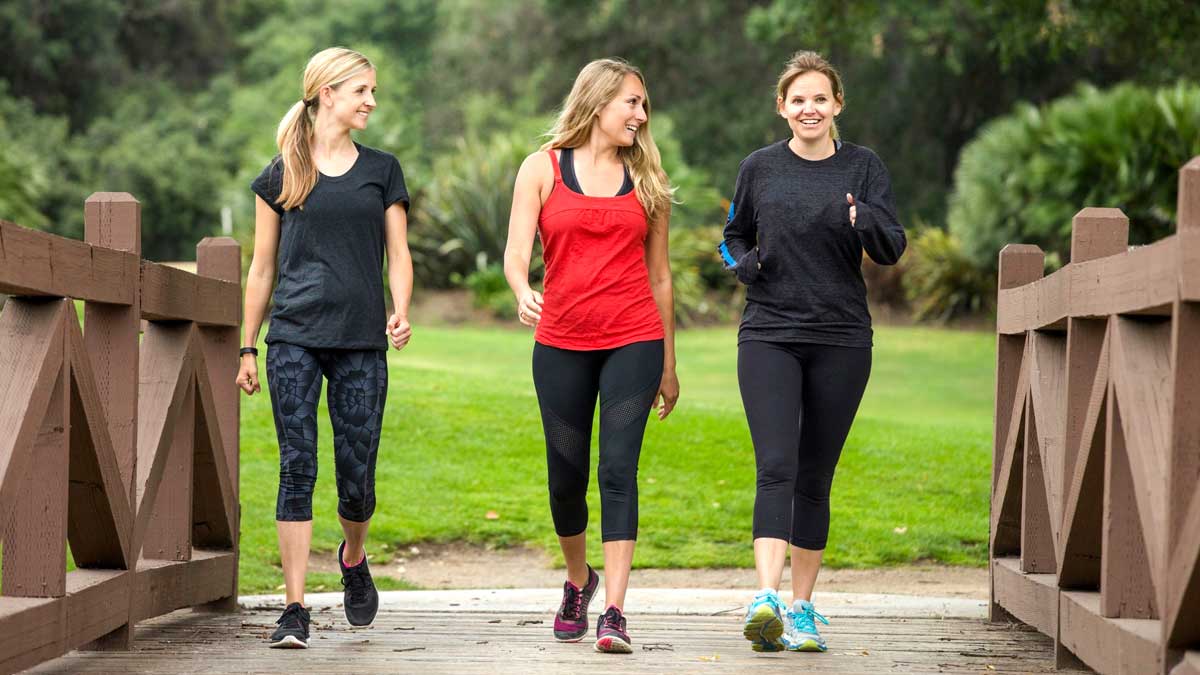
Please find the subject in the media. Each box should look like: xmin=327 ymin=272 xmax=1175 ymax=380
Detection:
xmin=737 ymin=340 xmax=871 ymax=550
xmin=532 ymin=339 xmax=664 ymax=542
xmin=266 ymin=343 xmax=388 ymax=522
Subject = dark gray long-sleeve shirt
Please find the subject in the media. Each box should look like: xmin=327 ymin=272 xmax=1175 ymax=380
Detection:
xmin=719 ymin=140 xmax=906 ymax=347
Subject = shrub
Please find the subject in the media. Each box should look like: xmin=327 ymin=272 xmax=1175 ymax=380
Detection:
xmin=670 ymin=224 xmax=738 ymax=326
xmin=407 ymin=126 xmax=543 ymax=289
xmin=948 ymin=81 xmax=1200 ymax=274
xmin=456 ymin=263 xmax=515 ymax=319
xmin=903 ymin=228 xmax=995 ymax=323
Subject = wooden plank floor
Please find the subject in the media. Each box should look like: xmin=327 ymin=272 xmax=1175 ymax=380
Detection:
xmin=28 ymin=606 xmax=1081 ymax=674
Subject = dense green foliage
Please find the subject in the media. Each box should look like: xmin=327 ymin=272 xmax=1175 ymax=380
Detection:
xmin=235 ymin=323 xmax=995 ymax=592
xmin=950 ymin=82 xmax=1200 ymax=270
xmin=410 ymin=132 xmax=535 ymax=288
xmin=903 ymin=228 xmax=993 ymax=322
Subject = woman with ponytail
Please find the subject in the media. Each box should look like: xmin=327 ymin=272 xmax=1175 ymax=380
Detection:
xmin=236 ymin=47 xmax=413 ymax=649
xmin=503 ymin=58 xmax=679 ymax=654
xmin=721 ymin=51 xmax=906 ymax=654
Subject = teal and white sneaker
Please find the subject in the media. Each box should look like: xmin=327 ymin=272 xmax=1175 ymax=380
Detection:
xmin=783 ymin=599 xmax=829 ymax=652
xmin=742 ymin=590 xmax=786 ymax=652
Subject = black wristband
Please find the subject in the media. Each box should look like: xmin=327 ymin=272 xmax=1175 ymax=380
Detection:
xmin=239 ymin=347 xmax=259 ymax=357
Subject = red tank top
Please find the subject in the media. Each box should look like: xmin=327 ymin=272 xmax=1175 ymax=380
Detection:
xmin=534 ymin=150 xmax=665 ymax=350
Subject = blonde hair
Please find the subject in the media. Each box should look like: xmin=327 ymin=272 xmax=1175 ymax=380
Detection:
xmin=776 ymin=51 xmax=845 ymax=140
xmin=275 ymin=47 xmax=374 ymax=210
xmin=540 ymin=58 xmax=674 ymax=224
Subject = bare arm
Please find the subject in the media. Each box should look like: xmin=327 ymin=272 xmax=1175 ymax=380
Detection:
xmin=504 ymin=152 xmax=551 ymax=326
xmin=384 ymin=203 xmax=414 ymax=350
xmin=645 ymin=204 xmax=679 ymax=420
xmin=237 ymin=196 xmax=281 ymax=394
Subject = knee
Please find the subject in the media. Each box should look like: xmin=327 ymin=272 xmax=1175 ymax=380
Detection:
xmin=338 ymin=498 xmax=375 ymax=523
xmin=279 ymin=465 xmax=316 ymax=496
xmin=794 ymin=472 xmax=834 ymax=502
xmin=549 ymin=480 xmax=587 ymax=507
xmin=276 ymin=471 xmax=316 ymax=522
xmin=756 ymin=458 xmax=793 ymax=489
xmin=598 ymin=456 xmax=638 ymax=495
xmin=335 ymin=475 xmax=375 ymax=522
xmin=549 ymin=451 xmax=590 ymax=494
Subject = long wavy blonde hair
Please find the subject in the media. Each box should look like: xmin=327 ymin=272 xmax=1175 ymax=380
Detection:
xmin=540 ymin=58 xmax=674 ymax=224
xmin=776 ymin=51 xmax=845 ymax=140
xmin=275 ymin=47 xmax=374 ymax=210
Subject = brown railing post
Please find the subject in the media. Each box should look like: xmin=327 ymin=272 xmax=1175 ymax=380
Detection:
xmin=80 ymin=192 xmax=141 ymax=651
xmin=195 ymin=237 xmax=242 ymax=611
xmin=83 ymin=193 xmax=141 ymax=517
xmin=1058 ymin=208 xmax=1127 ymax=591
xmin=991 ymin=243 xmax=1043 ymax=622
xmin=1167 ymin=157 xmax=1200 ymax=664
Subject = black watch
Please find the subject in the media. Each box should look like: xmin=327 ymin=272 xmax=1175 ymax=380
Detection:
xmin=239 ymin=347 xmax=259 ymax=357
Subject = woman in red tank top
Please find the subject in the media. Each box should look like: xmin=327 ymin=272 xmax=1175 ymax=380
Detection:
xmin=503 ymin=58 xmax=679 ymax=654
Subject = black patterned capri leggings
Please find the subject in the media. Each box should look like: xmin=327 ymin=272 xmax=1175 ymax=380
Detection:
xmin=531 ymin=339 xmax=664 ymax=542
xmin=266 ymin=342 xmax=388 ymax=522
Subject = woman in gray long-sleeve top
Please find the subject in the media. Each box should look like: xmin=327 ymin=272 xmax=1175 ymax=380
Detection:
xmin=722 ymin=50 xmax=906 ymax=655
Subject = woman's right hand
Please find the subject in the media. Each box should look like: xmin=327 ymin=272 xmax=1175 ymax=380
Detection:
xmin=237 ymin=355 xmax=261 ymax=395
xmin=516 ymin=290 xmax=543 ymax=327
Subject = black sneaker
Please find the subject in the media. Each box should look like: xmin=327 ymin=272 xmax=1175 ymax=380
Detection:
xmin=269 ymin=602 xmax=310 ymax=648
xmin=339 ymin=540 xmax=379 ymax=626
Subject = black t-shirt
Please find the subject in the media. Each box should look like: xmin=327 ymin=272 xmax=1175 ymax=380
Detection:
xmin=251 ymin=142 xmax=409 ymax=351
xmin=719 ymin=140 xmax=906 ymax=348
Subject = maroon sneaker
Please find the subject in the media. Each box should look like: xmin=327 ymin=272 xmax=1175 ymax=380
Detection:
xmin=594 ymin=604 xmax=632 ymax=653
xmin=553 ymin=564 xmax=598 ymax=642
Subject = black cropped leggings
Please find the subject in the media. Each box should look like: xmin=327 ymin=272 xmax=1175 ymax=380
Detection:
xmin=737 ymin=340 xmax=871 ymax=550
xmin=532 ymin=339 xmax=664 ymax=542
xmin=266 ymin=343 xmax=388 ymax=522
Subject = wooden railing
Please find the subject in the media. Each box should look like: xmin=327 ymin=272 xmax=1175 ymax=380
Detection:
xmin=0 ymin=193 xmax=241 ymax=674
xmin=990 ymin=158 xmax=1200 ymax=675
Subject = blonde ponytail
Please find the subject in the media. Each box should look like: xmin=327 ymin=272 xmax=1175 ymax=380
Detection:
xmin=276 ymin=100 xmax=317 ymax=210
xmin=274 ymin=48 xmax=373 ymax=211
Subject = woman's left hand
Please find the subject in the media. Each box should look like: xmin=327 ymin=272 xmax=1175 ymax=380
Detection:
xmin=386 ymin=313 xmax=412 ymax=350
xmin=846 ymin=193 xmax=857 ymax=228
xmin=655 ymin=370 xmax=680 ymax=420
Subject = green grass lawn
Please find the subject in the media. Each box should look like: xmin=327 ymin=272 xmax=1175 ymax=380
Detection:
xmin=237 ymin=323 xmax=996 ymax=593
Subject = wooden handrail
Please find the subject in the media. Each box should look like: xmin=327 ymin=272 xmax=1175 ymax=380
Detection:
xmin=0 ymin=193 xmax=241 ymax=674
xmin=990 ymin=158 xmax=1200 ymax=674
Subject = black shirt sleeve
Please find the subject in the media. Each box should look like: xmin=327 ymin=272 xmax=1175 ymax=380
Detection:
xmin=719 ymin=158 xmax=762 ymax=284
xmin=251 ymin=157 xmax=285 ymax=215
xmin=385 ymin=155 xmax=410 ymax=212
xmin=852 ymin=152 xmax=906 ymax=265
